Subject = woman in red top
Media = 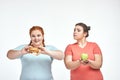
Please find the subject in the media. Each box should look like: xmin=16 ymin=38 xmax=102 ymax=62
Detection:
xmin=64 ymin=22 xmax=103 ymax=80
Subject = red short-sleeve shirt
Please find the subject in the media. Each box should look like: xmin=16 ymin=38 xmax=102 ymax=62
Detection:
xmin=64 ymin=42 xmax=103 ymax=80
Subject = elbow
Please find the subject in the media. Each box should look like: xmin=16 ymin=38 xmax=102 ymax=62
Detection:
xmin=64 ymin=62 xmax=72 ymax=70
xmin=7 ymin=54 xmax=13 ymax=60
xmin=65 ymin=65 xmax=71 ymax=70
xmin=65 ymin=64 xmax=75 ymax=70
xmin=60 ymin=54 xmax=64 ymax=60
xmin=92 ymin=64 xmax=102 ymax=69
xmin=7 ymin=53 xmax=14 ymax=60
xmin=57 ymin=57 xmax=63 ymax=60
xmin=57 ymin=51 xmax=64 ymax=60
xmin=7 ymin=57 xmax=15 ymax=60
xmin=56 ymin=55 xmax=64 ymax=60
xmin=97 ymin=64 xmax=102 ymax=69
xmin=96 ymin=63 xmax=103 ymax=69
xmin=7 ymin=50 xmax=15 ymax=60
xmin=89 ymin=59 xmax=103 ymax=69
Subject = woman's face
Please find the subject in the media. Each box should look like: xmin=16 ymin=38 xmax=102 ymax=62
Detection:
xmin=30 ymin=30 xmax=43 ymax=47
xmin=73 ymin=25 xmax=87 ymax=40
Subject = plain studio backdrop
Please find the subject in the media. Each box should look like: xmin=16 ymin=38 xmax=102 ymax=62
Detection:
xmin=0 ymin=0 xmax=120 ymax=80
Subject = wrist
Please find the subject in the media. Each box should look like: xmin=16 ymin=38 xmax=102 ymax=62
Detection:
xmin=45 ymin=50 xmax=52 ymax=55
xmin=79 ymin=59 xmax=82 ymax=62
xmin=18 ymin=50 xmax=23 ymax=55
xmin=77 ymin=59 xmax=82 ymax=64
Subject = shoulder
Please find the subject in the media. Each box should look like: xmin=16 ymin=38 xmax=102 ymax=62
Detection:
xmin=14 ymin=44 xmax=28 ymax=50
xmin=87 ymin=42 xmax=100 ymax=47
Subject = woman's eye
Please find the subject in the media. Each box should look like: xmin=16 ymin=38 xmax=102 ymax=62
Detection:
xmin=74 ymin=29 xmax=76 ymax=32
xmin=31 ymin=35 xmax=35 ymax=37
xmin=74 ymin=28 xmax=81 ymax=32
xmin=37 ymin=34 xmax=41 ymax=37
xmin=77 ymin=29 xmax=80 ymax=32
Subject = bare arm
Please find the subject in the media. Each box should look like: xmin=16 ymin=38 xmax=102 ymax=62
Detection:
xmin=45 ymin=50 xmax=64 ymax=60
xmin=7 ymin=50 xmax=23 ymax=59
xmin=88 ymin=54 xmax=103 ymax=69
xmin=64 ymin=55 xmax=81 ymax=70
xmin=39 ymin=46 xmax=64 ymax=60
xmin=7 ymin=46 xmax=29 ymax=59
xmin=64 ymin=54 xmax=103 ymax=70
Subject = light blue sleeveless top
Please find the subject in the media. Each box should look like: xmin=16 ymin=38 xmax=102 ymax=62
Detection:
xmin=14 ymin=44 xmax=58 ymax=80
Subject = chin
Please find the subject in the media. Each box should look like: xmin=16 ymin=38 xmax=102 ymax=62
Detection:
xmin=35 ymin=44 xmax=40 ymax=47
xmin=73 ymin=37 xmax=77 ymax=40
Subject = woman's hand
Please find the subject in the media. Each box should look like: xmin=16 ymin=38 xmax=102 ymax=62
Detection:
xmin=21 ymin=46 xmax=30 ymax=54
xmin=80 ymin=59 xmax=89 ymax=65
xmin=38 ymin=46 xmax=48 ymax=54
xmin=7 ymin=46 xmax=30 ymax=59
xmin=38 ymin=46 xmax=63 ymax=60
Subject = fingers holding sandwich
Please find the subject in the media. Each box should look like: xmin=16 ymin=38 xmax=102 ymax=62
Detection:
xmin=28 ymin=46 xmax=41 ymax=56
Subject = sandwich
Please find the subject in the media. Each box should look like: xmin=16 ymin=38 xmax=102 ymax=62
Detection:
xmin=29 ymin=46 xmax=41 ymax=55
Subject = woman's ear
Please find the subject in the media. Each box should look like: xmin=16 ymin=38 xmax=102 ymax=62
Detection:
xmin=84 ymin=32 xmax=87 ymax=37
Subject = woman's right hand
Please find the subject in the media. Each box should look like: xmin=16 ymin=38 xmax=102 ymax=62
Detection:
xmin=21 ymin=46 xmax=30 ymax=54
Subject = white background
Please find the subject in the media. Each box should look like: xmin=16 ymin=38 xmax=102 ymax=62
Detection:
xmin=0 ymin=0 xmax=120 ymax=80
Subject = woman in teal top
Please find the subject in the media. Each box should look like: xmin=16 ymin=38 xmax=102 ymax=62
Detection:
xmin=7 ymin=26 xmax=63 ymax=80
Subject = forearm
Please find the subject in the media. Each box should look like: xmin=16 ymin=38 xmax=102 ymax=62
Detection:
xmin=88 ymin=60 xmax=102 ymax=69
xmin=88 ymin=54 xmax=103 ymax=69
xmin=64 ymin=60 xmax=81 ymax=70
xmin=7 ymin=50 xmax=23 ymax=59
xmin=46 ymin=50 xmax=64 ymax=60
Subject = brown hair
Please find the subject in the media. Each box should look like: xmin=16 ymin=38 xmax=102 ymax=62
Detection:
xmin=29 ymin=26 xmax=45 ymax=47
xmin=75 ymin=22 xmax=90 ymax=37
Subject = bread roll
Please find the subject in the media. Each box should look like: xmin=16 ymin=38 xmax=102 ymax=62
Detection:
xmin=29 ymin=47 xmax=40 ymax=53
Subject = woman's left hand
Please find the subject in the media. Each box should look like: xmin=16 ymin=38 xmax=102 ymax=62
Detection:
xmin=80 ymin=59 xmax=89 ymax=65
xmin=38 ymin=46 xmax=48 ymax=54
